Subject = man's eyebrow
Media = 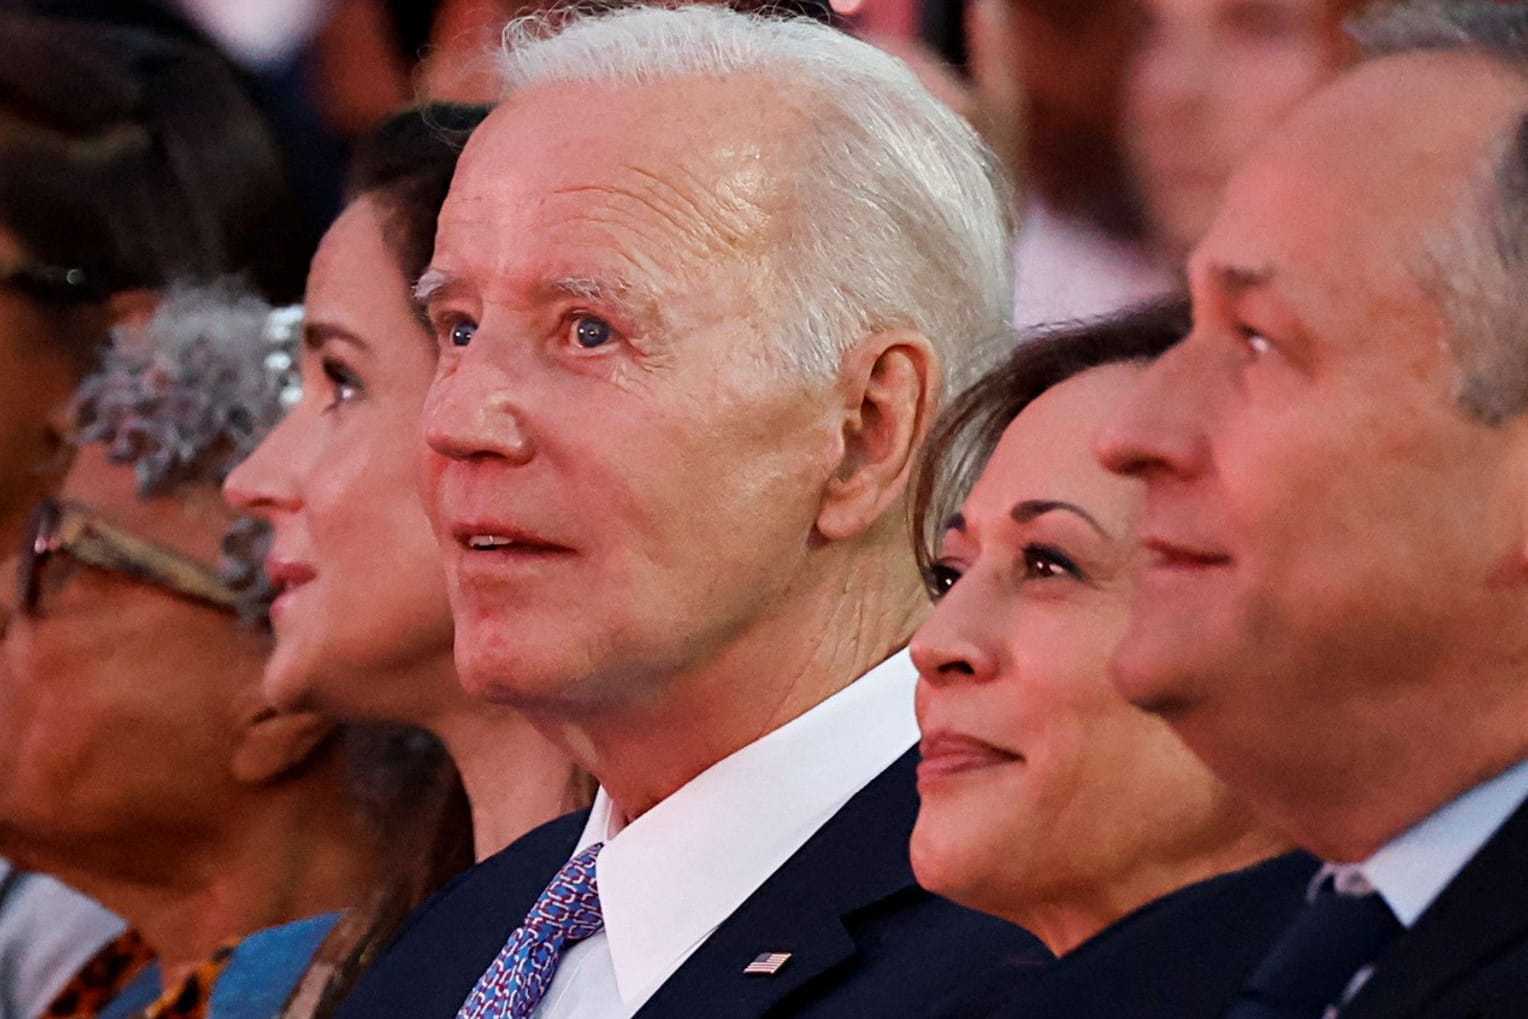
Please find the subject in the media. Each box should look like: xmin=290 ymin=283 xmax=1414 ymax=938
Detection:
xmin=413 ymin=267 xmax=461 ymax=308
xmin=544 ymin=275 xmax=654 ymax=323
xmin=941 ymin=512 xmax=966 ymax=534
xmin=1011 ymin=499 xmax=1111 ymax=539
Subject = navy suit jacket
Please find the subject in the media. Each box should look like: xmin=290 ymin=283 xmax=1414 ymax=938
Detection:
xmin=954 ymin=852 xmax=1318 ymax=1019
xmin=334 ymin=747 xmax=1046 ymax=1018
xmin=1338 ymin=797 xmax=1528 ymax=1019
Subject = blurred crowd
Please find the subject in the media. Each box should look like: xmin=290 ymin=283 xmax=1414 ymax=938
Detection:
xmin=0 ymin=1 xmax=1524 ymax=1019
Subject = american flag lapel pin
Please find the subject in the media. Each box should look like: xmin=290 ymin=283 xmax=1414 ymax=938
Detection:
xmin=743 ymin=951 xmax=792 ymax=976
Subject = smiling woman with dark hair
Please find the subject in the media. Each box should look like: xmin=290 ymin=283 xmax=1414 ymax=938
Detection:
xmin=910 ymin=303 xmax=1315 ymax=1018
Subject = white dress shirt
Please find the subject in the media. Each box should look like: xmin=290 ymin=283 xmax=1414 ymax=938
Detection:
xmin=1327 ymin=757 xmax=1528 ymax=927
xmin=0 ymin=863 xmax=123 ymax=1019
xmin=532 ymin=651 xmax=919 ymax=1018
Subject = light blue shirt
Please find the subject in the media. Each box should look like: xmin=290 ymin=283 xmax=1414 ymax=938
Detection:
xmin=97 ymin=912 xmax=340 ymax=1019
xmin=1337 ymin=757 xmax=1528 ymax=927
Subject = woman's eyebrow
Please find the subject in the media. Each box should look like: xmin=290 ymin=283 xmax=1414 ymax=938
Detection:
xmin=303 ymin=321 xmax=370 ymax=352
xmin=1010 ymin=499 xmax=1111 ymax=539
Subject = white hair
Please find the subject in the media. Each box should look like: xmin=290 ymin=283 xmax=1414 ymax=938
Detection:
xmin=495 ymin=4 xmax=1015 ymax=398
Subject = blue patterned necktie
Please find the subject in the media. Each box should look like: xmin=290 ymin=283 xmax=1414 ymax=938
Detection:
xmin=457 ymin=842 xmax=605 ymax=1019
xmin=1224 ymin=872 xmax=1402 ymax=1019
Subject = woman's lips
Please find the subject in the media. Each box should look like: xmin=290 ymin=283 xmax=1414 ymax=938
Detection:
xmin=917 ymin=732 xmax=1023 ymax=788
xmin=264 ymin=559 xmax=316 ymax=621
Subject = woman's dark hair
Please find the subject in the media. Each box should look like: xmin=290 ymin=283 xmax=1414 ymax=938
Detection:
xmin=0 ymin=13 xmax=316 ymax=358
xmin=911 ymin=298 xmax=1191 ymax=580
xmin=344 ymin=103 xmax=492 ymax=289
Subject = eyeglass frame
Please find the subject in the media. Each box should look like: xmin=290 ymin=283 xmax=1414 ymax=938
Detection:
xmin=20 ymin=498 xmax=244 ymax=618
xmin=0 ymin=260 xmax=112 ymax=304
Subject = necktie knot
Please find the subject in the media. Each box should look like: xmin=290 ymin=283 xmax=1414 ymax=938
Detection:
xmin=1225 ymin=873 xmax=1403 ymax=1019
xmin=457 ymin=842 xmax=606 ymax=1019
xmin=523 ymin=842 xmax=604 ymax=942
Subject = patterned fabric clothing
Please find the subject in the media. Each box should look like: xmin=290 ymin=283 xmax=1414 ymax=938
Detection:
xmin=42 ymin=930 xmax=157 ymax=1019
xmin=42 ymin=914 xmax=341 ymax=1019
xmin=457 ymin=842 xmax=605 ymax=1019
xmin=42 ymin=930 xmax=235 ymax=1019
xmin=134 ymin=944 xmax=236 ymax=1019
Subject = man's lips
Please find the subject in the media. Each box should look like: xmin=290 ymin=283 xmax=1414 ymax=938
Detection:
xmin=917 ymin=732 xmax=1023 ymax=786
xmin=1142 ymin=536 xmax=1232 ymax=571
xmin=448 ymin=520 xmax=573 ymax=556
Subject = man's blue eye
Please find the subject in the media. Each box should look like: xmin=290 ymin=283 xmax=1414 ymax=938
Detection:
xmin=449 ymin=322 xmax=476 ymax=348
xmin=574 ymin=317 xmax=612 ymax=349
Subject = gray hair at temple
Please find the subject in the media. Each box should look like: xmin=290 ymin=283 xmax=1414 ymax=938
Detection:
xmin=494 ymin=3 xmax=1015 ymax=397
xmin=70 ymin=283 xmax=291 ymax=617
xmin=1351 ymin=0 xmax=1528 ymax=425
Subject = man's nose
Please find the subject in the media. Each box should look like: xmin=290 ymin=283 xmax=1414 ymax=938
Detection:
xmin=1094 ymin=339 xmax=1212 ymax=482
xmin=423 ymin=347 xmax=536 ymax=466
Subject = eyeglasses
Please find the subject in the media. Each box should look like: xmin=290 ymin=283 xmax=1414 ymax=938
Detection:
xmin=20 ymin=499 xmax=244 ymax=618
xmin=0 ymin=260 xmax=111 ymax=304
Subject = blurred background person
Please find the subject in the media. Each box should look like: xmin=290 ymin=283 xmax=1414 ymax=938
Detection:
xmin=0 ymin=14 xmax=318 ymax=1013
xmin=947 ymin=0 xmax=1374 ymax=329
xmin=954 ymin=0 xmax=1172 ymax=329
xmin=1123 ymin=0 xmax=1369 ymax=267
xmin=0 ymin=287 xmax=425 ymax=1018
xmin=225 ymin=103 xmax=590 ymax=867
xmin=909 ymin=305 xmax=1311 ymax=1017
xmin=0 ymin=11 xmax=314 ymax=551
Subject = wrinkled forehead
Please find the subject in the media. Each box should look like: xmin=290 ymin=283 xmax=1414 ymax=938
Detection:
xmin=439 ymin=74 xmax=803 ymax=272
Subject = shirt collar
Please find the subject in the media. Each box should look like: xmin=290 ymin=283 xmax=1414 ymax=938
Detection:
xmin=571 ymin=650 xmax=919 ymax=1008
xmin=1351 ymin=757 xmax=1528 ymax=927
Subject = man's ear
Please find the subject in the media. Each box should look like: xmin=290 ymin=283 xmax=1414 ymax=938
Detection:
xmin=817 ymin=329 xmax=941 ymax=542
xmin=230 ymin=703 xmax=338 ymax=786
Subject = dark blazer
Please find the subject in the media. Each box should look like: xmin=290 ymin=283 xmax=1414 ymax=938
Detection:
xmin=1340 ymin=797 xmax=1528 ymax=1019
xmin=949 ymin=852 xmax=1318 ymax=1019
xmin=333 ymin=747 xmax=1047 ymax=1018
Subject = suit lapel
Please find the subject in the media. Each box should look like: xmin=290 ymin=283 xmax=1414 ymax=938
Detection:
xmin=1343 ymin=798 xmax=1528 ymax=1019
xmin=634 ymin=746 xmax=921 ymax=1017
xmin=484 ymin=810 xmax=588 ymax=922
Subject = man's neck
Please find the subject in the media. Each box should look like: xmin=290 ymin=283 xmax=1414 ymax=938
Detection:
xmin=539 ymin=571 xmax=926 ymax=821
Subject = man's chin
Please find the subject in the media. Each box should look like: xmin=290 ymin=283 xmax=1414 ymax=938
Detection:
xmin=1107 ymin=625 xmax=1208 ymax=721
xmin=457 ymin=648 xmax=559 ymax=704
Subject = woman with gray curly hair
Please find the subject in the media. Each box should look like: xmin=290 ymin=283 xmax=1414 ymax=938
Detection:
xmin=0 ymin=285 xmax=400 ymax=1019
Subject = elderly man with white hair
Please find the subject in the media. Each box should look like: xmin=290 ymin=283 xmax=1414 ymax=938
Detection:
xmin=332 ymin=4 xmax=1044 ymax=1019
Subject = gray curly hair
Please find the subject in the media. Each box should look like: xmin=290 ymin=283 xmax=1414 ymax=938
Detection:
xmin=70 ymin=282 xmax=295 ymax=617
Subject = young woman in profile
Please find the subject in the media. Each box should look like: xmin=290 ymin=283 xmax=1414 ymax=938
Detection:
xmin=226 ymin=105 xmax=591 ymax=1017
xmin=909 ymin=304 xmax=1313 ymax=1018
